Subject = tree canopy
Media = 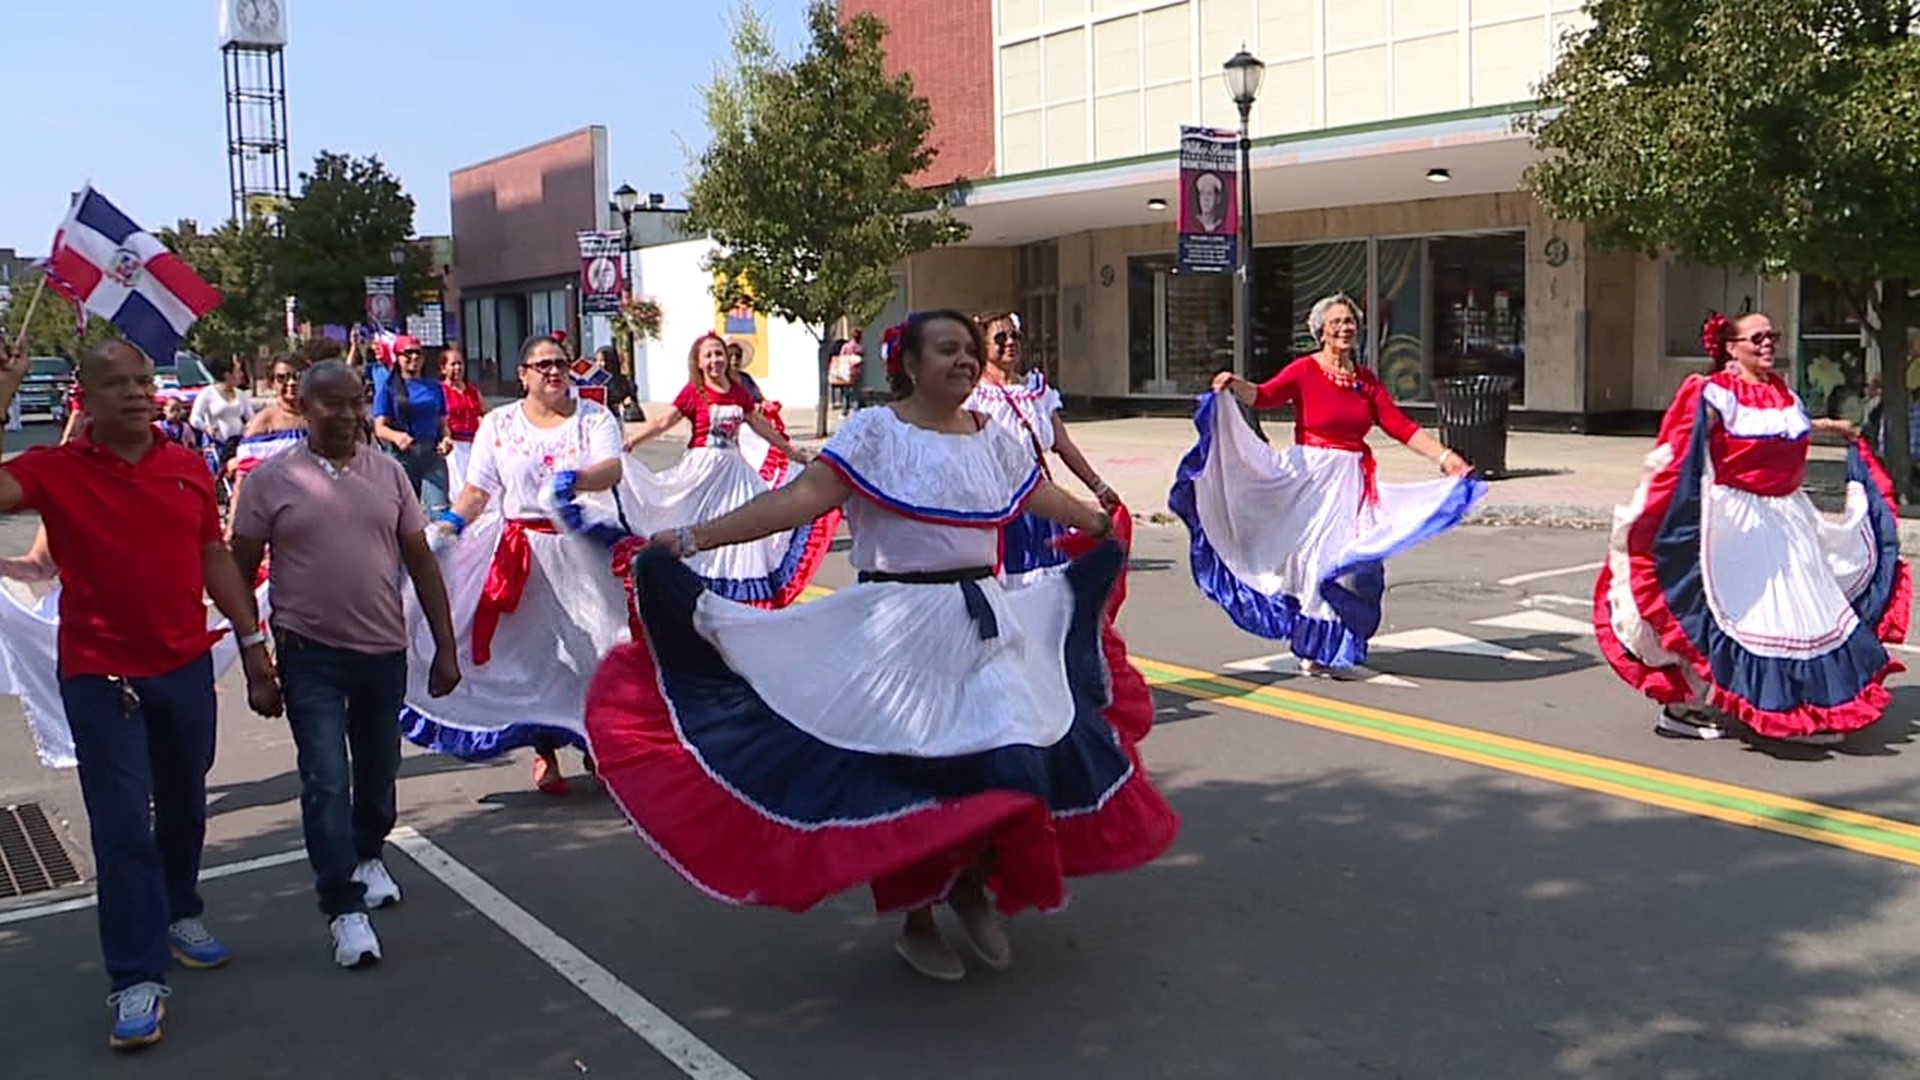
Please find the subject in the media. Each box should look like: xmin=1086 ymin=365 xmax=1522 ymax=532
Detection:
xmin=276 ymin=151 xmax=434 ymax=327
xmin=686 ymin=1 xmax=970 ymax=433
xmin=1525 ymin=0 xmax=1920 ymax=492
xmin=159 ymin=214 xmax=284 ymax=364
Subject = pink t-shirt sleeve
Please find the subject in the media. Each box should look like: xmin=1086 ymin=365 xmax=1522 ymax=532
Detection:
xmin=392 ymin=458 xmax=428 ymax=534
xmin=228 ymin=459 xmax=281 ymax=540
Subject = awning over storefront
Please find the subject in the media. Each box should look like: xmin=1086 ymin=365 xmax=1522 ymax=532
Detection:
xmin=951 ymin=107 xmax=1542 ymax=246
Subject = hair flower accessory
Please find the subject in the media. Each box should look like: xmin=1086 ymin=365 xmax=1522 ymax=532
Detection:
xmin=880 ymin=321 xmax=909 ymax=380
xmin=1701 ymin=311 xmax=1732 ymax=365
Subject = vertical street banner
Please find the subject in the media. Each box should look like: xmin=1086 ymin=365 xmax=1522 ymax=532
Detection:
xmin=364 ymin=276 xmax=397 ymax=328
xmin=578 ymin=231 xmax=626 ymax=317
xmin=1177 ymin=126 xmax=1239 ymax=275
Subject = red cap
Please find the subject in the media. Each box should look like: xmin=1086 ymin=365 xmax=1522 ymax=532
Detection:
xmin=392 ymin=335 xmax=424 ymax=354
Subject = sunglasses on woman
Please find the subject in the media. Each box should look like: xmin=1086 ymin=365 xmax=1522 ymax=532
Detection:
xmin=522 ymin=358 xmax=568 ymax=374
xmin=994 ymin=330 xmax=1023 ymax=347
xmin=1737 ymin=331 xmax=1783 ymax=346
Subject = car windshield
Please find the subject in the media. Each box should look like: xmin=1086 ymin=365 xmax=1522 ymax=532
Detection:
xmin=28 ymin=358 xmax=68 ymax=377
xmin=175 ymin=359 xmax=213 ymax=388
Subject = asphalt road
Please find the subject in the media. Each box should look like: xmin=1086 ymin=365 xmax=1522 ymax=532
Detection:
xmin=4 ymin=460 xmax=1920 ymax=1077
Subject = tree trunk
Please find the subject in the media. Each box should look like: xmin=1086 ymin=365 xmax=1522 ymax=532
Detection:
xmin=1876 ymin=281 xmax=1913 ymax=505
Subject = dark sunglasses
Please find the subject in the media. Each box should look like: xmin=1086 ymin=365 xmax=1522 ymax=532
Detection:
xmin=522 ymin=358 xmax=568 ymax=374
xmin=1737 ymin=331 xmax=1782 ymax=346
xmin=993 ymin=330 xmax=1023 ymax=347
xmin=400 ymin=349 xmax=424 ymax=358
xmin=272 ymin=372 xmax=298 ymax=384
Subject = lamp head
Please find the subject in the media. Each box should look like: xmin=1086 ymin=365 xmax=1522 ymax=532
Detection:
xmin=1223 ymin=50 xmax=1266 ymax=108
xmin=614 ymin=184 xmax=640 ymax=214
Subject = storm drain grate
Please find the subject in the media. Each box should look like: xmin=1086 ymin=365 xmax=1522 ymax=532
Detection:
xmin=0 ymin=803 xmax=83 ymax=898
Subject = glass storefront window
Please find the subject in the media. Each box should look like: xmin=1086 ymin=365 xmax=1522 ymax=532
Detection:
xmin=1664 ymin=262 xmax=1760 ymax=356
xmin=1125 ymin=233 xmax=1524 ymax=403
xmin=1797 ymin=276 xmax=1870 ymax=423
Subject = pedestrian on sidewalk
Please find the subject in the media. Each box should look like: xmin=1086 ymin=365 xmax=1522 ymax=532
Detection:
xmin=0 ymin=337 xmax=280 ymax=1051
xmin=1596 ymin=310 xmax=1909 ymax=744
xmin=229 ymin=361 xmax=461 ymax=969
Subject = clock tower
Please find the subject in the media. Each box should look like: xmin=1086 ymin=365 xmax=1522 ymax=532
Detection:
xmin=218 ymin=0 xmax=292 ymax=226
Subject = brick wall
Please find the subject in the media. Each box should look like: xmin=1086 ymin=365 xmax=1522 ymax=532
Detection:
xmin=843 ymin=0 xmax=995 ymax=184
xmin=448 ymin=127 xmax=602 ymax=291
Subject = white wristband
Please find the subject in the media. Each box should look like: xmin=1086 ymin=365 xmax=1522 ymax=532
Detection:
xmin=237 ymin=629 xmax=267 ymax=649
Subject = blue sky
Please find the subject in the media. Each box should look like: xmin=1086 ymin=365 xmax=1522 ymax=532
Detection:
xmin=0 ymin=0 xmax=810 ymax=251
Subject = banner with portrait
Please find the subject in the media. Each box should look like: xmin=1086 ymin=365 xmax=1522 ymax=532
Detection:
xmin=364 ymin=276 xmax=397 ymax=329
xmin=578 ymin=231 xmax=626 ymax=317
xmin=1176 ymin=126 xmax=1238 ymax=275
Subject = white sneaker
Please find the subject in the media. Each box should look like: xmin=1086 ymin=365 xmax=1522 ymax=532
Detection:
xmin=329 ymin=913 xmax=382 ymax=969
xmin=1655 ymin=707 xmax=1726 ymax=740
xmin=351 ymin=859 xmax=401 ymax=909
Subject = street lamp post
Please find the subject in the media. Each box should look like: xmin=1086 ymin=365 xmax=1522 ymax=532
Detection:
xmin=1222 ymin=49 xmax=1265 ymax=379
xmin=613 ymin=183 xmax=640 ymax=380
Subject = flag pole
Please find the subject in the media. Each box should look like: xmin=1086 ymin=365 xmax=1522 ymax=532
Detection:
xmin=10 ymin=276 xmax=48 ymax=356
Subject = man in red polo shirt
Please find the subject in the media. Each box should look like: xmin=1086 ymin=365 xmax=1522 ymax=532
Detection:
xmin=0 ymin=337 xmax=280 ymax=1052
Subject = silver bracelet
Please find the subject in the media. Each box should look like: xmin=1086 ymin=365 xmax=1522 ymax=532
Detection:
xmin=674 ymin=526 xmax=701 ymax=557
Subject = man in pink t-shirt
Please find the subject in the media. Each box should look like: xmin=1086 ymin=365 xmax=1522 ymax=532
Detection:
xmin=229 ymin=361 xmax=461 ymax=970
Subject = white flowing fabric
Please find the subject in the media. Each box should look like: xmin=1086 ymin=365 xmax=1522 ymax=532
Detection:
xmin=447 ymin=439 xmax=474 ymax=495
xmin=402 ymin=514 xmax=630 ymax=747
xmin=1604 ymin=446 xmax=1882 ymax=672
xmin=1193 ymin=397 xmax=1467 ymax=618
xmin=616 ymin=447 xmax=812 ymax=588
xmin=691 ymin=574 xmax=1079 ymax=757
xmin=0 ymin=580 xmax=272 ymax=769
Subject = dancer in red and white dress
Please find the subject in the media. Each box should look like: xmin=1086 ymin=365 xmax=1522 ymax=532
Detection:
xmin=1596 ymin=311 xmax=1909 ymax=743
xmin=597 ymin=333 xmax=836 ymax=608
xmin=1171 ymin=294 xmax=1485 ymax=675
xmin=440 ymin=345 xmax=486 ymax=494
xmin=586 ymin=310 xmax=1177 ymax=982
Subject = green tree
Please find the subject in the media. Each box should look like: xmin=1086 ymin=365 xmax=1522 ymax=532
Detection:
xmin=275 ymin=151 xmax=435 ymax=327
xmin=1525 ymin=0 xmax=1920 ymax=496
xmin=1 ymin=271 xmax=120 ymax=360
xmin=159 ymin=214 xmax=284 ymax=369
xmin=686 ymin=1 xmax=970 ymax=436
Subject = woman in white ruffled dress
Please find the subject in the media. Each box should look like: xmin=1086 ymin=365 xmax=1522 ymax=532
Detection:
xmin=409 ymin=334 xmax=631 ymax=795
xmin=589 ymin=333 xmax=835 ymax=609
xmin=585 ymin=310 xmax=1178 ymax=982
xmin=1170 ymin=294 xmax=1485 ymax=674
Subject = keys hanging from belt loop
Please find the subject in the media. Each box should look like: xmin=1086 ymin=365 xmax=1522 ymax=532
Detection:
xmin=110 ymin=677 xmax=141 ymax=717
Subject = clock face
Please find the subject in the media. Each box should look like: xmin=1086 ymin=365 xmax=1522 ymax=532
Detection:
xmin=239 ymin=0 xmax=279 ymax=32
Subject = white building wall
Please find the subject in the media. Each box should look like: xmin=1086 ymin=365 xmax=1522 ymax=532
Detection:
xmin=629 ymin=238 xmax=823 ymax=410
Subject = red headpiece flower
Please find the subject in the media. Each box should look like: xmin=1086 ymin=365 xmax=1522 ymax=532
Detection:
xmin=1701 ymin=311 xmax=1732 ymax=364
xmin=880 ymin=322 xmax=908 ymax=380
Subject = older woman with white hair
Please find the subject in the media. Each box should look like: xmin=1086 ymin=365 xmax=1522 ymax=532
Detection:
xmin=1170 ymin=293 xmax=1486 ymax=676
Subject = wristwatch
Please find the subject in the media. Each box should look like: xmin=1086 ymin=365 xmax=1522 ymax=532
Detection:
xmin=237 ymin=629 xmax=268 ymax=650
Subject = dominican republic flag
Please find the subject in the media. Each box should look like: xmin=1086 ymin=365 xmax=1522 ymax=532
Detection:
xmin=44 ymin=186 xmax=223 ymax=363
xmin=570 ymin=356 xmax=612 ymax=404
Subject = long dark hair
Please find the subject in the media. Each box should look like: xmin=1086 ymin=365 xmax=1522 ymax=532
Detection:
xmin=886 ymin=309 xmax=986 ymax=400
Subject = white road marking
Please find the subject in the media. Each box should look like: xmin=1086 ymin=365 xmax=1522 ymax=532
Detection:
xmin=0 ymin=848 xmax=306 ymax=927
xmin=1471 ymin=610 xmax=1597 ymax=638
xmin=1888 ymin=642 xmax=1920 ymax=656
xmin=1224 ymin=653 xmax=1419 ymax=687
xmin=1370 ymin=628 xmax=1549 ymax=662
xmin=1518 ymin=593 xmax=1589 ymax=610
xmin=1496 ymin=561 xmax=1606 ymax=587
xmin=389 ymin=826 xmax=754 ymax=1080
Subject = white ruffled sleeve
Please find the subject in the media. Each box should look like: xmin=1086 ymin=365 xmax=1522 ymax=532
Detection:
xmin=820 ymin=408 xmax=1040 ymax=524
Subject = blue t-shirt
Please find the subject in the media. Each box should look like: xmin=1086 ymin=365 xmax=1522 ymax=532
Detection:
xmin=373 ymin=374 xmax=447 ymax=445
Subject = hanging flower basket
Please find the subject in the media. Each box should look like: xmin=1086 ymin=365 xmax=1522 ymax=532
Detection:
xmin=615 ymin=296 xmax=664 ymax=353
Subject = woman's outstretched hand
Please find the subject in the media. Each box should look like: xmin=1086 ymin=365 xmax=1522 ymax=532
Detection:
xmin=1211 ymin=371 xmax=1256 ymax=406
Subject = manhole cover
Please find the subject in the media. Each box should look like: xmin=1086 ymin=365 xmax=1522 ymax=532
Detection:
xmin=0 ymin=803 xmax=82 ymax=898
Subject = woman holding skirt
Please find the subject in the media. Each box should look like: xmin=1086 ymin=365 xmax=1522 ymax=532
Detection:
xmin=440 ymin=345 xmax=486 ymax=493
xmin=1596 ymin=311 xmax=1909 ymax=743
xmin=408 ymin=334 xmax=631 ymax=794
xmin=600 ymin=333 xmax=836 ymax=608
xmin=586 ymin=310 xmax=1178 ymax=982
xmin=1171 ymin=294 xmax=1485 ymax=674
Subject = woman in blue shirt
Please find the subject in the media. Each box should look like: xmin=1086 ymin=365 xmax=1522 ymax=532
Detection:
xmin=372 ymin=336 xmax=453 ymax=513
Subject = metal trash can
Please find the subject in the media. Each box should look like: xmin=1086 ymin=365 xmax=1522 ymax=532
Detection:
xmin=1432 ymin=374 xmax=1516 ymax=479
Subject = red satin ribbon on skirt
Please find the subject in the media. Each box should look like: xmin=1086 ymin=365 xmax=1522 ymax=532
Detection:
xmin=472 ymin=518 xmax=559 ymax=665
xmin=1297 ymin=432 xmax=1378 ymax=505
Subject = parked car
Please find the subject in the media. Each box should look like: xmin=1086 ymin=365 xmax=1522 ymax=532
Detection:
xmin=153 ymin=352 xmax=214 ymax=407
xmin=16 ymin=356 xmax=74 ymax=421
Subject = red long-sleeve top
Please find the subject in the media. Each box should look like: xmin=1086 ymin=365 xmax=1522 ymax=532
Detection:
xmin=1252 ymin=356 xmax=1421 ymax=447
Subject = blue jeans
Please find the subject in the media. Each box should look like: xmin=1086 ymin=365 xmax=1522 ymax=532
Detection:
xmin=395 ymin=444 xmax=450 ymax=514
xmin=60 ymin=653 xmax=218 ymax=991
xmin=276 ymin=630 xmax=407 ymax=918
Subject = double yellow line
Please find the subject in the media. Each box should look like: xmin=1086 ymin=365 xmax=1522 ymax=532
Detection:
xmin=798 ymin=585 xmax=1920 ymax=867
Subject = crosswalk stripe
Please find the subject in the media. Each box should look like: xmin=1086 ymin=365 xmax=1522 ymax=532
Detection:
xmin=1370 ymin=627 xmax=1549 ymax=661
xmin=1223 ymin=653 xmax=1419 ymax=688
xmin=1471 ymin=609 xmax=1596 ymax=637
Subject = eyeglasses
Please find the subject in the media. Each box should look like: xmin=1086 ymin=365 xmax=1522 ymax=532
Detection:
xmin=993 ymin=330 xmax=1023 ymax=347
xmin=1738 ymin=331 xmax=1782 ymax=346
xmin=400 ymin=349 xmax=423 ymax=358
xmin=272 ymin=373 xmax=298 ymax=384
xmin=522 ymin=359 xmax=567 ymax=374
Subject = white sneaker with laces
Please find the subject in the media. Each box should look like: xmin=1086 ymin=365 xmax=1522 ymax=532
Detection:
xmin=329 ymin=913 xmax=382 ymax=969
xmin=352 ymin=859 xmax=401 ymax=908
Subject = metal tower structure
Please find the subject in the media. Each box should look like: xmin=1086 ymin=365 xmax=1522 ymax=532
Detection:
xmin=220 ymin=0 xmax=291 ymax=223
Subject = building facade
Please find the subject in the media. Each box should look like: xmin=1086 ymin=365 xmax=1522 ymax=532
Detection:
xmin=844 ymin=0 xmax=1844 ymax=430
